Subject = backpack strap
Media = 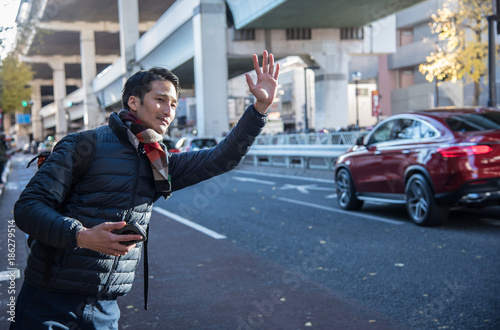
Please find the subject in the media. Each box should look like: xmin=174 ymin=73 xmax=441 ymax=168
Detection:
xmin=143 ymin=224 xmax=150 ymax=310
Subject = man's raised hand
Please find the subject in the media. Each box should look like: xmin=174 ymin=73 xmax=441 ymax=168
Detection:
xmin=245 ymin=50 xmax=280 ymax=114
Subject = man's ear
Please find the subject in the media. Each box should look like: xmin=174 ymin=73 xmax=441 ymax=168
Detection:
xmin=128 ymin=96 xmax=139 ymax=111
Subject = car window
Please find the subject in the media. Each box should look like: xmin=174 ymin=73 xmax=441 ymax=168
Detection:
xmin=445 ymin=112 xmax=500 ymax=131
xmin=417 ymin=121 xmax=438 ymax=139
xmin=192 ymin=139 xmax=217 ymax=149
xmin=368 ymin=120 xmax=397 ymax=144
xmin=393 ymin=119 xmax=438 ymax=140
xmin=395 ymin=119 xmax=417 ymax=140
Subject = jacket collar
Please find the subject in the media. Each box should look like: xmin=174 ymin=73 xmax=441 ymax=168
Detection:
xmin=109 ymin=111 xmax=135 ymax=147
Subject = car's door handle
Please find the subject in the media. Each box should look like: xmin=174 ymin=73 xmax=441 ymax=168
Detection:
xmin=402 ymin=150 xmax=411 ymax=154
xmin=374 ymin=151 xmax=382 ymax=155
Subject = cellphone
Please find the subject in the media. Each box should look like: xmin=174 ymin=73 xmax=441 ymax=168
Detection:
xmin=111 ymin=221 xmax=147 ymax=245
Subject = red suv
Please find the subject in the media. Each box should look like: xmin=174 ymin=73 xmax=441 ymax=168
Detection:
xmin=334 ymin=107 xmax=500 ymax=226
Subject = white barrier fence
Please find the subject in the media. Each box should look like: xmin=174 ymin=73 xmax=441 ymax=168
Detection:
xmin=245 ymin=131 xmax=367 ymax=170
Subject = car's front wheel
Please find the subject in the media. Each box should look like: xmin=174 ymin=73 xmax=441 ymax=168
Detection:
xmin=336 ymin=168 xmax=363 ymax=210
xmin=405 ymin=174 xmax=448 ymax=226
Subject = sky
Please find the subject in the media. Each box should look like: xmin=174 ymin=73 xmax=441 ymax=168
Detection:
xmin=0 ymin=0 xmax=21 ymax=59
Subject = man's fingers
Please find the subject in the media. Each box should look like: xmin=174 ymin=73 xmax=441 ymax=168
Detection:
xmin=274 ymin=62 xmax=280 ymax=80
xmin=245 ymin=73 xmax=254 ymax=88
xmin=103 ymin=221 xmax=126 ymax=230
xmin=252 ymin=54 xmax=262 ymax=75
xmin=268 ymin=53 xmax=274 ymax=76
xmin=116 ymin=234 xmax=144 ymax=243
xmin=262 ymin=50 xmax=268 ymax=73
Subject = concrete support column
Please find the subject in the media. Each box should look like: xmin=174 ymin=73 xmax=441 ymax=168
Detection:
xmin=118 ymin=0 xmax=140 ymax=78
xmin=50 ymin=58 xmax=68 ymax=141
xmin=30 ymin=82 xmax=44 ymax=141
xmin=311 ymin=44 xmax=350 ymax=131
xmin=192 ymin=0 xmax=229 ymax=136
xmin=80 ymin=29 xmax=103 ymax=129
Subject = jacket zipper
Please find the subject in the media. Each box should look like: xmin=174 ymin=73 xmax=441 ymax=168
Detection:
xmin=99 ymin=145 xmax=142 ymax=296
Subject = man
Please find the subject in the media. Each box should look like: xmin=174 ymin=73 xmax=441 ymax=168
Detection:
xmin=12 ymin=51 xmax=280 ymax=329
xmin=0 ymin=134 xmax=9 ymax=185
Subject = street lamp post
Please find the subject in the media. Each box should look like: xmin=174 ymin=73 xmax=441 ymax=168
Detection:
xmin=352 ymin=71 xmax=361 ymax=129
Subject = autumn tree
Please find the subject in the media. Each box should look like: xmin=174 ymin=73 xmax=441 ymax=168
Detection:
xmin=419 ymin=0 xmax=492 ymax=105
xmin=0 ymin=53 xmax=33 ymax=131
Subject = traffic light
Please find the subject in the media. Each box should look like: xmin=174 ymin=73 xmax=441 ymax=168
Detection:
xmin=21 ymin=100 xmax=33 ymax=107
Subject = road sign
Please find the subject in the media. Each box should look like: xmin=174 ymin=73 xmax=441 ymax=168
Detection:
xmin=16 ymin=114 xmax=31 ymax=124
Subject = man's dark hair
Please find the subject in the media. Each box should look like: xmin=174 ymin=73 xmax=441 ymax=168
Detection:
xmin=122 ymin=67 xmax=181 ymax=110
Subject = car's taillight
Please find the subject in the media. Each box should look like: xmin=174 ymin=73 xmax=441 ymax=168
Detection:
xmin=437 ymin=145 xmax=493 ymax=158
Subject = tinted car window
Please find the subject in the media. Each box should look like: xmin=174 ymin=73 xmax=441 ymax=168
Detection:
xmin=418 ymin=121 xmax=438 ymax=138
xmin=395 ymin=119 xmax=417 ymax=140
xmin=395 ymin=119 xmax=437 ymax=140
xmin=368 ymin=120 xmax=397 ymax=144
xmin=192 ymin=139 xmax=217 ymax=149
xmin=445 ymin=113 xmax=500 ymax=131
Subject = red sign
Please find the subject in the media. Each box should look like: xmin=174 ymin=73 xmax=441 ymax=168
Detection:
xmin=372 ymin=90 xmax=381 ymax=117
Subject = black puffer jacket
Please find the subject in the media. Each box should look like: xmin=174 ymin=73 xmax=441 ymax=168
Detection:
xmin=14 ymin=105 xmax=266 ymax=297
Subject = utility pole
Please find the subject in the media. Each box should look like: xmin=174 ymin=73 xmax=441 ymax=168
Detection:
xmin=487 ymin=0 xmax=500 ymax=107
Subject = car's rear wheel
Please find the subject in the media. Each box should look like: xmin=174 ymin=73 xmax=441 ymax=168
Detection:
xmin=336 ymin=168 xmax=363 ymax=210
xmin=405 ymin=174 xmax=448 ymax=226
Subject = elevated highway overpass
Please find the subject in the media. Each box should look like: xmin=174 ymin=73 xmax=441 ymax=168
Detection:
xmin=17 ymin=0 xmax=425 ymax=142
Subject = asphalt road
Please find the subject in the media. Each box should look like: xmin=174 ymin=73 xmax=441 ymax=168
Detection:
xmin=0 ymin=154 xmax=499 ymax=329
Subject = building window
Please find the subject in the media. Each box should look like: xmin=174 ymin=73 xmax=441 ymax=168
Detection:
xmin=286 ymin=28 xmax=311 ymax=40
xmin=340 ymin=27 xmax=364 ymax=40
xmin=399 ymin=28 xmax=413 ymax=46
xmin=357 ymin=88 xmax=370 ymax=96
xmin=233 ymin=28 xmax=255 ymax=41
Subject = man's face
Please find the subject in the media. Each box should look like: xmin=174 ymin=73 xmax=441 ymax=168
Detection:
xmin=128 ymin=80 xmax=178 ymax=135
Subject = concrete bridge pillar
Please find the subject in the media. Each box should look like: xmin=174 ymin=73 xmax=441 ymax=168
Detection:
xmin=30 ymin=82 xmax=44 ymax=142
xmin=311 ymin=43 xmax=350 ymax=131
xmin=192 ymin=0 xmax=229 ymax=136
xmin=49 ymin=58 xmax=68 ymax=140
xmin=118 ymin=0 xmax=141 ymax=79
xmin=80 ymin=29 xmax=104 ymax=129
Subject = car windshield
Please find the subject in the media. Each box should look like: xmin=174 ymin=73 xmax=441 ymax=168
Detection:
xmin=445 ymin=113 xmax=500 ymax=131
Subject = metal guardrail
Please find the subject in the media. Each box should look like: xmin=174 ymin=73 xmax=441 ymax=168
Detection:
xmin=254 ymin=131 xmax=363 ymax=145
xmin=246 ymin=131 xmax=367 ymax=170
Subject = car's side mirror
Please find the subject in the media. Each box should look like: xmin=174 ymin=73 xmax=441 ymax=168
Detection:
xmin=355 ymin=135 xmax=364 ymax=146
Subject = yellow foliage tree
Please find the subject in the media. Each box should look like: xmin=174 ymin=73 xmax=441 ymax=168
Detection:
xmin=419 ymin=0 xmax=492 ymax=105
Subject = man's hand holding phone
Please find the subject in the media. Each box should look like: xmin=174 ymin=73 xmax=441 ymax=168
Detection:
xmin=76 ymin=221 xmax=146 ymax=257
xmin=111 ymin=221 xmax=147 ymax=245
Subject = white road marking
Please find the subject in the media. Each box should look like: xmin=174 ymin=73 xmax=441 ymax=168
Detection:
xmin=234 ymin=169 xmax=335 ymax=184
xmin=279 ymin=183 xmax=334 ymax=194
xmin=153 ymin=207 xmax=226 ymax=239
xmin=232 ymin=176 xmax=276 ymax=185
xmin=277 ymin=197 xmax=405 ymax=225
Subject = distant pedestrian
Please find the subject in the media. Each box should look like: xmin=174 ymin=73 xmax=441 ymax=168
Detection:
xmin=0 ymin=134 xmax=9 ymax=184
xmin=11 ymin=51 xmax=280 ymax=329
